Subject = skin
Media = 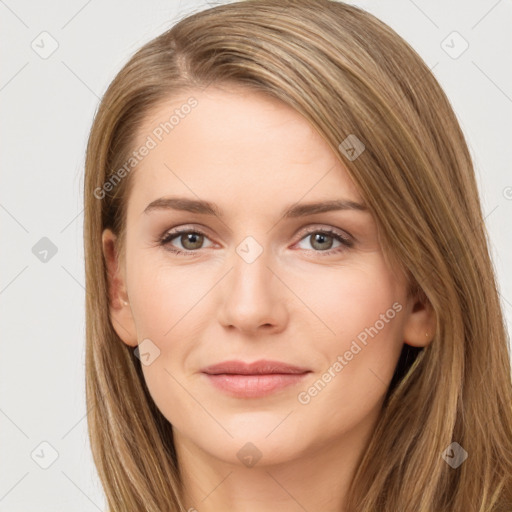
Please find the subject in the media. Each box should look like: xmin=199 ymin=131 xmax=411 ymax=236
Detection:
xmin=103 ymin=85 xmax=436 ymax=512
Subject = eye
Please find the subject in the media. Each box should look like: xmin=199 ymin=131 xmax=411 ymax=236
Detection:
xmin=295 ymin=228 xmax=353 ymax=255
xmin=159 ymin=228 xmax=214 ymax=255
xmin=158 ymin=226 xmax=354 ymax=257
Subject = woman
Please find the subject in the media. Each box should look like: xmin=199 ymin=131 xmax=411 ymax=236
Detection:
xmin=83 ymin=0 xmax=512 ymax=510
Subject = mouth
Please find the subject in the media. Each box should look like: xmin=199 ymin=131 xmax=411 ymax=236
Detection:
xmin=201 ymin=359 xmax=312 ymax=398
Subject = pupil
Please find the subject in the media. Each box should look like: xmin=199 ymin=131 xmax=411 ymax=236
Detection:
xmin=183 ymin=233 xmax=202 ymax=249
xmin=313 ymin=233 xmax=332 ymax=250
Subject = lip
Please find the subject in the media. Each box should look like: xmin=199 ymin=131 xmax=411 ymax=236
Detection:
xmin=201 ymin=359 xmax=312 ymax=398
xmin=202 ymin=359 xmax=311 ymax=375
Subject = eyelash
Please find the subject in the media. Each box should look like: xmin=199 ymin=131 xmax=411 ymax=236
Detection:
xmin=158 ymin=226 xmax=354 ymax=257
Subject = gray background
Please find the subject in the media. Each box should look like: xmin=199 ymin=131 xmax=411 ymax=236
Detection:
xmin=1 ymin=0 xmax=511 ymax=510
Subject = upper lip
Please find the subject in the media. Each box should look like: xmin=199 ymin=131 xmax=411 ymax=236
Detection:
xmin=201 ymin=359 xmax=311 ymax=375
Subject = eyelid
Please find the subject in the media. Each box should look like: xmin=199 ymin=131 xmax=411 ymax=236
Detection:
xmin=295 ymin=224 xmax=354 ymax=243
xmin=158 ymin=224 xmax=215 ymax=246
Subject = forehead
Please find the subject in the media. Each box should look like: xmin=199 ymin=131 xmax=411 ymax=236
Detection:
xmin=128 ymin=86 xmax=363 ymax=216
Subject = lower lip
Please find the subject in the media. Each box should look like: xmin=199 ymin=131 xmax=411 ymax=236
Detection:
xmin=203 ymin=373 xmax=310 ymax=398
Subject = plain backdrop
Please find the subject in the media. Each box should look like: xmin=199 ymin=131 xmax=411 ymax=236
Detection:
xmin=1 ymin=0 xmax=511 ymax=510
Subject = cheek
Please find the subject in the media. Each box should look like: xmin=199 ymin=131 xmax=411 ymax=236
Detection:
xmin=332 ymin=274 xmax=402 ymax=350
xmin=126 ymin=263 xmax=203 ymax=427
xmin=127 ymin=258 xmax=209 ymax=340
xmin=125 ymin=258 xmax=215 ymax=421
xmin=292 ymin=260 xmax=405 ymax=420
xmin=291 ymin=256 xmax=403 ymax=347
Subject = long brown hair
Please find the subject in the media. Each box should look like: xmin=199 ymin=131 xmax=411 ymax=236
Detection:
xmin=83 ymin=1 xmax=512 ymax=510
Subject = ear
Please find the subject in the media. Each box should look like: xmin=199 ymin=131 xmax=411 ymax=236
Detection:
xmin=102 ymin=228 xmax=138 ymax=347
xmin=402 ymin=289 xmax=436 ymax=348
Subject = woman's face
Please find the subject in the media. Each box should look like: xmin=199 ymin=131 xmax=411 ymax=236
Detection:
xmin=104 ymin=85 xmax=434 ymax=468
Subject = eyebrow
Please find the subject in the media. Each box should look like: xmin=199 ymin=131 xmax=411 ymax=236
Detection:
xmin=143 ymin=196 xmax=368 ymax=218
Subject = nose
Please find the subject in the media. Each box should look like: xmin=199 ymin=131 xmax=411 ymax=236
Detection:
xmin=217 ymin=246 xmax=288 ymax=334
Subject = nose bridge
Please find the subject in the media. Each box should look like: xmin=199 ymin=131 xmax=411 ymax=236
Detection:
xmin=232 ymin=235 xmax=271 ymax=294
xmin=217 ymin=233 xmax=286 ymax=332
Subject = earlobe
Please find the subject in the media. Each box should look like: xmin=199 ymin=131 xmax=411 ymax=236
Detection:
xmin=102 ymin=229 xmax=138 ymax=347
xmin=402 ymin=293 xmax=437 ymax=348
